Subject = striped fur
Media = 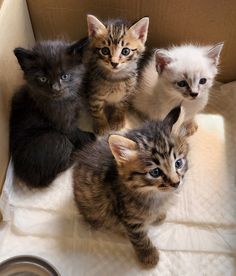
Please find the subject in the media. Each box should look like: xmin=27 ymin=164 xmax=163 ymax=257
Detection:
xmin=83 ymin=15 xmax=149 ymax=134
xmin=73 ymin=106 xmax=189 ymax=268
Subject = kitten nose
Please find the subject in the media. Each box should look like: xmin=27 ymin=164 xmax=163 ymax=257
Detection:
xmin=170 ymin=181 xmax=180 ymax=188
xmin=190 ymin=92 xmax=198 ymax=98
xmin=111 ymin=62 xmax=119 ymax=68
xmin=52 ymin=83 xmax=61 ymax=91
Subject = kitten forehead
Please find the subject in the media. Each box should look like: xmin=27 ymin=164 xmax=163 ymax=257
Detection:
xmin=165 ymin=44 xmax=219 ymax=78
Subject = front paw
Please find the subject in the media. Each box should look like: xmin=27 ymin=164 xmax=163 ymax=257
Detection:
xmin=109 ymin=113 xmax=125 ymax=131
xmin=152 ymin=213 xmax=166 ymax=226
xmin=184 ymin=121 xmax=198 ymax=137
xmin=136 ymin=246 xmax=159 ymax=268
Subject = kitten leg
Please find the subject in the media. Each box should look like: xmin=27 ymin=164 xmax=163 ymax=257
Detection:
xmin=106 ymin=104 xmax=126 ymax=131
xmin=89 ymin=98 xmax=110 ymax=135
xmin=152 ymin=213 xmax=166 ymax=226
xmin=183 ymin=120 xmax=198 ymax=136
xmin=124 ymin=223 xmax=159 ymax=268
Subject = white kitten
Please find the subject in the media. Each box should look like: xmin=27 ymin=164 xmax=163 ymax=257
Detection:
xmin=132 ymin=43 xmax=223 ymax=133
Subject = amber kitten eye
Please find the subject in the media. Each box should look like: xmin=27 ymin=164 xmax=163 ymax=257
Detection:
xmin=149 ymin=168 xmax=162 ymax=178
xmin=199 ymin=78 xmax=207 ymax=84
xmin=121 ymin=47 xmax=130 ymax=56
xmin=177 ymin=80 xmax=188 ymax=87
xmin=101 ymin=47 xmax=110 ymax=55
xmin=38 ymin=76 xmax=47 ymax=83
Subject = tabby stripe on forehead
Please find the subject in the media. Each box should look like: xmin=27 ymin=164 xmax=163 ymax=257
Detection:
xmin=127 ymin=171 xmax=146 ymax=181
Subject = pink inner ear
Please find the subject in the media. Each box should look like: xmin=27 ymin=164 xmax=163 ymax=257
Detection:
xmin=138 ymin=25 xmax=147 ymax=40
xmin=156 ymin=53 xmax=172 ymax=74
xmin=88 ymin=23 xmax=96 ymax=36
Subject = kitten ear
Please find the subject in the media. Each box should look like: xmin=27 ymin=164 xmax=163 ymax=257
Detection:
xmin=129 ymin=17 xmax=149 ymax=44
xmin=162 ymin=105 xmax=182 ymax=135
xmin=14 ymin=47 xmax=36 ymax=72
xmin=155 ymin=49 xmax=172 ymax=74
xmin=87 ymin=14 xmax=107 ymax=37
xmin=67 ymin=38 xmax=89 ymax=56
xmin=108 ymin=135 xmax=137 ymax=165
xmin=207 ymin=42 xmax=224 ymax=65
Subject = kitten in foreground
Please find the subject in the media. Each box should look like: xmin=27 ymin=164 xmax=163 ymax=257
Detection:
xmin=10 ymin=40 xmax=95 ymax=188
xmin=132 ymin=43 xmax=223 ymax=134
xmin=73 ymin=106 xmax=189 ymax=268
xmin=82 ymin=14 xmax=149 ymax=134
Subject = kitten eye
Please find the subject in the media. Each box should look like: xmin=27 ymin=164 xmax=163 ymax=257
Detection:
xmin=199 ymin=78 xmax=207 ymax=84
xmin=101 ymin=47 xmax=110 ymax=55
xmin=38 ymin=76 xmax=47 ymax=83
xmin=121 ymin=48 xmax=130 ymax=56
xmin=175 ymin=158 xmax=184 ymax=169
xmin=61 ymin=74 xmax=71 ymax=81
xmin=177 ymin=80 xmax=188 ymax=87
xmin=149 ymin=168 xmax=162 ymax=178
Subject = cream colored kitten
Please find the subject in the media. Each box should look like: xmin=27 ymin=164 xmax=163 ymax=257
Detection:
xmin=132 ymin=43 xmax=223 ymax=134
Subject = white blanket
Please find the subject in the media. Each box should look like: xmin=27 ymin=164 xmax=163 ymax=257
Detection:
xmin=0 ymin=82 xmax=236 ymax=276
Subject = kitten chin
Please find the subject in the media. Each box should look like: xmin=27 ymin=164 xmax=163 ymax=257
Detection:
xmin=132 ymin=43 xmax=223 ymax=129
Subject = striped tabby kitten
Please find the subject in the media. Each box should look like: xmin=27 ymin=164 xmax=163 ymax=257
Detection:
xmin=73 ymin=106 xmax=189 ymax=268
xmin=83 ymin=14 xmax=149 ymax=134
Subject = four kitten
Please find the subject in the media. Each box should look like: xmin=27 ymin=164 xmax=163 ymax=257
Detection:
xmin=132 ymin=43 xmax=223 ymax=134
xmin=11 ymin=40 xmax=95 ymax=188
xmin=82 ymin=15 xmax=149 ymax=134
xmin=10 ymin=14 xmax=224 ymax=268
xmin=73 ymin=106 xmax=189 ymax=267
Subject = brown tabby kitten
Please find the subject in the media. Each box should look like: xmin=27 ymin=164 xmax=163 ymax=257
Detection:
xmin=83 ymin=14 xmax=149 ymax=135
xmin=73 ymin=106 xmax=189 ymax=268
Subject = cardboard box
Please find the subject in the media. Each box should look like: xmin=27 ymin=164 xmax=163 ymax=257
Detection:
xmin=0 ymin=0 xmax=236 ymax=191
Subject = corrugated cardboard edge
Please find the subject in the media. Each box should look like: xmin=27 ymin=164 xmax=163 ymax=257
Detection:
xmin=0 ymin=0 xmax=35 ymax=221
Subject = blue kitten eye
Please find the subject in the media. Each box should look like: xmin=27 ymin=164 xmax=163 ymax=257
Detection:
xmin=61 ymin=74 xmax=70 ymax=81
xmin=199 ymin=78 xmax=207 ymax=84
xmin=177 ymin=80 xmax=188 ymax=87
xmin=149 ymin=168 xmax=162 ymax=178
xmin=175 ymin=159 xmax=184 ymax=169
xmin=101 ymin=47 xmax=110 ymax=55
xmin=121 ymin=47 xmax=130 ymax=56
xmin=38 ymin=76 xmax=47 ymax=83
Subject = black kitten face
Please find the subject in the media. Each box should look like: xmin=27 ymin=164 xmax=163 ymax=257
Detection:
xmin=14 ymin=40 xmax=85 ymax=100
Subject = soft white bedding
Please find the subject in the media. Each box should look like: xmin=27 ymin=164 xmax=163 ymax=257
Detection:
xmin=0 ymin=83 xmax=236 ymax=276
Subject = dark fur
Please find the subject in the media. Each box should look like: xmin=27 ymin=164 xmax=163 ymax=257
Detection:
xmin=73 ymin=106 xmax=189 ymax=267
xmin=10 ymin=40 xmax=95 ymax=188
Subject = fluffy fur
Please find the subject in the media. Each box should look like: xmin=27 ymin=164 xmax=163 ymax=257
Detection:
xmin=132 ymin=43 xmax=223 ymax=134
xmin=73 ymin=106 xmax=189 ymax=268
xmin=82 ymin=15 xmax=149 ymax=134
xmin=10 ymin=40 xmax=95 ymax=188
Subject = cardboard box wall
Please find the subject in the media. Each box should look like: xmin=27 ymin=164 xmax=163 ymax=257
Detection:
xmin=0 ymin=0 xmax=236 ymax=192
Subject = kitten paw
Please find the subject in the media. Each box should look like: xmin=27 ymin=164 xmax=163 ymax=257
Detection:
xmin=137 ymin=246 xmax=159 ymax=268
xmin=108 ymin=114 xmax=125 ymax=131
xmin=184 ymin=121 xmax=198 ymax=136
xmin=152 ymin=213 xmax=166 ymax=225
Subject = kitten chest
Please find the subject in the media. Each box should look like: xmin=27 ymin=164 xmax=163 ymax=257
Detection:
xmin=100 ymin=79 xmax=135 ymax=104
